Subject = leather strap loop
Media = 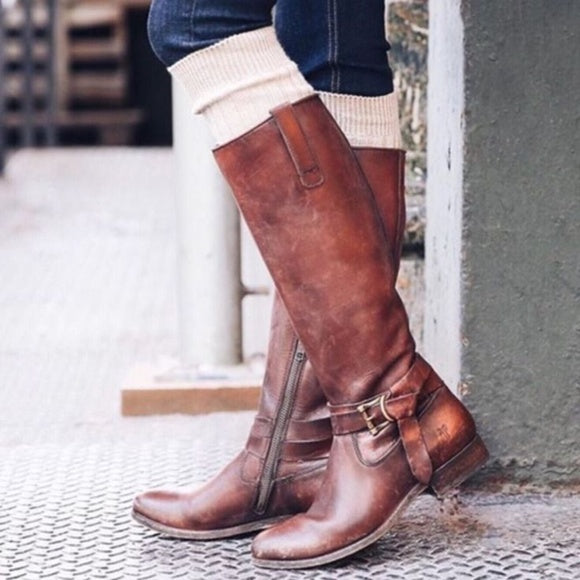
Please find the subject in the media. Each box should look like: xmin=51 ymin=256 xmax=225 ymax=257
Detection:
xmin=271 ymin=103 xmax=325 ymax=189
xmin=385 ymin=392 xmax=418 ymax=421
xmin=286 ymin=416 xmax=333 ymax=441
xmin=250 ymin=415 xmax=332 ymax=442
xmin=281 ymin=439 xmax=332 ymax=461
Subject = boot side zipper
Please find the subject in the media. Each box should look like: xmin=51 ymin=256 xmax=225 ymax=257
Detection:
xmin=255 ymin=340 xmax=306 ymax=514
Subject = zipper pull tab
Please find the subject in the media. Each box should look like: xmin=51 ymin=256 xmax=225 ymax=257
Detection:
xmin=295 ymin=349 xmax=306 ymax=362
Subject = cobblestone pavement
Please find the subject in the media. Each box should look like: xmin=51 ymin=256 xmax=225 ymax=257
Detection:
xmin=0 ymin=150 xmax=578 ymax=580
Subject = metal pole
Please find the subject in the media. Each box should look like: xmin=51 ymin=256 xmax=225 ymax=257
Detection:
xmin=172 ymin=79 xmax=243 ymax=367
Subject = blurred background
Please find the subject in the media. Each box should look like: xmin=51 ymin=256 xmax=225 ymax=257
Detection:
xmin=0 ymin=0 xmax=429 ymax=370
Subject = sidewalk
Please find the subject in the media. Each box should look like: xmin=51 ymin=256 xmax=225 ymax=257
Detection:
xmin=0 ymin=149 xmax=577 ymax=579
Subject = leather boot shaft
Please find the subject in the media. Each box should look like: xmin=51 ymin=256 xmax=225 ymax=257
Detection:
xmin=132 ymin=104 xmax=409 ymax=539
xmin=246 ymin=146 xmax=407 ymax=514
xmin=213 ymin=96 xmax=487 ymax=567
xmin=215 ymin=95 xmax=415 ymax=406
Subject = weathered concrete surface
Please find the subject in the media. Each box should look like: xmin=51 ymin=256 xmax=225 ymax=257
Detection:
xmin=428 ymin=0 xmax=580 ymax=484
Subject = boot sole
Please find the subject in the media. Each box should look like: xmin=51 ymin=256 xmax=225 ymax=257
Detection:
xmin=132 ymin=509 xmax=290 ymax=540
xmin=253 ymin=483 xmax=426 ymax=569
xmin=252 ymin=434 xmax=488 ymax=569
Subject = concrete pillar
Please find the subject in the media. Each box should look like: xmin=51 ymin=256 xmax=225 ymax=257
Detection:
xmin=425 ymin=0 xmax=464 ymax=393
xmin=172 ymin=79 xmax=242 ymax=367
xmin=426 ymin=0 xmax=580 ymax=484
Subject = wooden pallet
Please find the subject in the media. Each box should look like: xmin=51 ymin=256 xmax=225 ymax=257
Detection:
xmin=65 ymin=2 xmax=129 ymax=107
xmin=3 ymin=108 xmax=144 ymax=145
xmin=2 ymin=0 xmax=143 ymax=145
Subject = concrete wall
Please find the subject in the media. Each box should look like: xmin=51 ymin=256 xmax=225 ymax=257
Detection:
xmin=427 ymin=0 xmax=580 ymax=484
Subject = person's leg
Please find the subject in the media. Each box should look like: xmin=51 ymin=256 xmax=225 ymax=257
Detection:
xmin=134 ymin=0 xmax=408 ymax=542
xmin=135 ymin=0 xmax=321 ymax=541
xmin=136 ymin=1 xmax=486 ymax=565
xmin=148 ymin=0 xmax=394 ymax=93
xmin=147 ymin=0 xmax=277 ymax=67
xmin=275 ymin=0 xmax=394 ymax=96
xmin=148 ymin=0 xmax=313 ymax=145
xmin=275 ymin=0 xmax=405 ymax=250
xmin=148 ymin=0 xmax=400 ymax=148
xmin=134 ymin=2 xmax=409 ymax=541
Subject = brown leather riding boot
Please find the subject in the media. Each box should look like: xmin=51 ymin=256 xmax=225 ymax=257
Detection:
xmin=213 ymin=95 xmax=488 ymax=567
xmin=131 ymin=146 xmax=407 ymax=539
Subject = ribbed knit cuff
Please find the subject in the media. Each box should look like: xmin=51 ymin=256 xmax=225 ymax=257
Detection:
xmin=319 ymin=91 xmax=402 ymax=149
xmin=169 ymin=27 xmax=314 ymax=145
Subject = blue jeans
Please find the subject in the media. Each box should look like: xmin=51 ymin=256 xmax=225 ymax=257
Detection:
xmin=147 ymin=0 xmax=394 ymax=97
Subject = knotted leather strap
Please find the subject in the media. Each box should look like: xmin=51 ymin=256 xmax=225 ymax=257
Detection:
xmin=385 ymin=386 xmax=433 ymax=485
xmin=329 ymin=355 xmax=435 ymax=485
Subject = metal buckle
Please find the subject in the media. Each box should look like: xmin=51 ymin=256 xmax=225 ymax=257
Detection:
xmin=357 ymin=393 xmax=394 ymax=436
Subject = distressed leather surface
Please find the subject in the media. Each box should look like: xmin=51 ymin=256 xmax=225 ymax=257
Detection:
xmin=214 ymin=96 xmax=484 ymax=563
xmin=133 ymin=118 xmax=407 ymax=535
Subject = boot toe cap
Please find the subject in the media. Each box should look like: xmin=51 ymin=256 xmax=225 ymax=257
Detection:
xmin=133 ymin=488 xmax=190 ymax=530
xmin=252 ymin=515 xmax=324 ymax=563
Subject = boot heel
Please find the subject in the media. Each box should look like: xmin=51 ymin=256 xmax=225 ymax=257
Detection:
xmin=430 ymin=435 xmax=489 ymax=498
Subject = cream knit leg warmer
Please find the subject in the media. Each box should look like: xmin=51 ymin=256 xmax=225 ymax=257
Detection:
xmin=169 ymin=25 xmax=402 ymax=149
xmin=319 ymin=91 xmax=402 ymax=150
xmin=169 ymin=27 xmax=314 ymax=146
